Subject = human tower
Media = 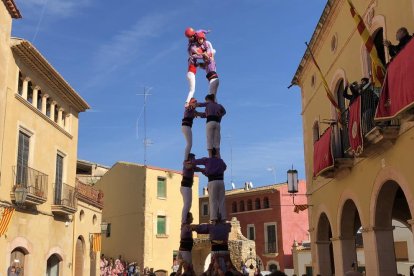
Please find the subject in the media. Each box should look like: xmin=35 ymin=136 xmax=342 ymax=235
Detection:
xmin=177 ymin=28 xmax=241 ymax=275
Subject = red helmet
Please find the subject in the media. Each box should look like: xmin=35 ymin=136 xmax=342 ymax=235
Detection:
xmin=185 ymin=27 xmax=195 ymax=38
xmin=196 ymin=32 xmax=206 ymax=40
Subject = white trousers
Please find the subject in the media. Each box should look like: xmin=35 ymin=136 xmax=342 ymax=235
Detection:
xmin=185 ymin=72 xmax=196 ymax=103
xmin=206 ymin=121 xmax=221 ymax=150
xmin=181 ymin=125 xmax=192 ymax=160
xmin=209 ymin=78 xmax=219 ymax=98
xmin=208 ymin=180 xmax=226 ymax=221
xmin=179 ymin=250 xmax=192 ymax=264
xmin=180 ymin=186 xmax=192 ymax=224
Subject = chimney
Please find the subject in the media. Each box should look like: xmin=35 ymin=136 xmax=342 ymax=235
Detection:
xmin=203 ymin=187 xmax=208 ymax=195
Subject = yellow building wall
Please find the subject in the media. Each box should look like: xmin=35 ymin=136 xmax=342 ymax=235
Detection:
xmin=72 ymin=200 xmax=103 ymax=276
xmin=97 ymin=162 xmax=199 ymax=274
xmin=296 ymin=0 xmax=414 ymax=274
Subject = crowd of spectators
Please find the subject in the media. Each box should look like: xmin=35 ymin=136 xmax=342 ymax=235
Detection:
xmin=100 ymin=254 xmax=140 ymax=276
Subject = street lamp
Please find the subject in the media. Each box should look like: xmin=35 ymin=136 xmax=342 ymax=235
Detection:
xmin=101 ymin=222 xmax=109 ymax=236
xmin=287 ymin=167 xmax=299 ymax=205
xmin=14 ymin=186 xmax=27 ymax=206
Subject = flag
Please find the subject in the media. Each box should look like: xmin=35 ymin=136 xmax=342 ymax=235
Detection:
xmin=92 ymin=233 xmax=102 ymax=252
xmin=348 ymin=96 xmax=363 ymax=155
xmin=313 ymin=126 xmax=334 ymax=177
xmin=346 ymin=0 xmax=385 ymax=87
xmin=294 ymin=204 xmax=309 ymax=213
xmin=0 ymin=207 xmax=15 ymax=236
xmin=306 ymin=42 xmax=342 ymax=123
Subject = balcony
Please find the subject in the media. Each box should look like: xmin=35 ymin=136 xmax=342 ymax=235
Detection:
xmin=51 ymin=183 xmax=77 ymax=215
xmin=264 ymin=241 xmax=278 ymax=255
xmin=11 ymin=165 xmax=48 ymax=205
xmin=76 ymin=180 xmax=104 ymax=209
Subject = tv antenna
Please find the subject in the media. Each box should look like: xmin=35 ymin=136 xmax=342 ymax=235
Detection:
xmin=136 ymin=87 xmax=153 ymax=165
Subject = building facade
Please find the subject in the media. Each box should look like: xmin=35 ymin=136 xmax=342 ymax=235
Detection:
xmin=0 ymin=1 xmax=103 ymax=275
xmin=292 ymin=0 xmax=414 ymax=275
xmin=199 ymin=181 xmax=308 ymax=274
xmin=96 ymin=162 xmax=199 ymax=275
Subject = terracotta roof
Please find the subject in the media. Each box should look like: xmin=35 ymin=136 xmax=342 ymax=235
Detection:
xmin=11 ymin=38 xmax=90 ymax=112
xmin=3 ymin=0 xmax=21 ymax=18
xmin=291 ymin=0 xmax=334 ymax=86
xmin=199 ymin=182 xmax=287 ymax=198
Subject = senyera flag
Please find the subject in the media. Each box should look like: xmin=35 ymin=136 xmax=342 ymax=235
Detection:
xmin=348 ymin=96 xmax=363 ymax=156
xmin=376 ymin=39 xmax=414 ymax=120
xmin=313 ymin=126 xmax=334 ymax=177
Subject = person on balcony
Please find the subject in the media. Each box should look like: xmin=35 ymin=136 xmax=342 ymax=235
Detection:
xmin=343 ymin=81 xmax=360 ymax=105
xmin=384 ymin=27 xmax=412 ymax=58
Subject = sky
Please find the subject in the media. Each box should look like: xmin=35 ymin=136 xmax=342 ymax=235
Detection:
xmin=11 ymin=0 xmax=327 ymax=193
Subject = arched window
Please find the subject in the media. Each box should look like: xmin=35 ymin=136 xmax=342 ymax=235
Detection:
xmin=255 ymin=198 xmax=261 ymax=210
xmin=313 ymin=121 xmax=320 ymax=143
xmin=239 ymin=201 xmax=245 ymax=212
xmin=232 ymin=202 xmax=237 ymax=213
xmin=46 ymin=254 xmax=62 ymax=276
xmin=263 ymin=197 xmax=270 ymax=208
xmin=247 ymin=199 xmax=253 ymax=211
xmin=75 ymin=237 xmax=84 ymax=276
xmin=10 ymin=247 xmax=27 ymax=276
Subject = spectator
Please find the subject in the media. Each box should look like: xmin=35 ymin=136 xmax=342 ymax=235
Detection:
xmin=384 ymin=27 xmax=412 ymax=58
xmin=7 ymin=266 xmax=19 ymax=276
xmin=269 ymin=271 xmax=287 ymax=276
xmin=343 ymin=81 xmax=360 ymax=105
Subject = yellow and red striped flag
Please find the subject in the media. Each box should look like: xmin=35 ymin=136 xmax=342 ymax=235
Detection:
xmin=0 ymin=207 xmax=15 ymax=236
xmin=294 ymin=204 xmax=309 ymax=213
xmin=92 ymin=233 xmax=102 ymax=252
xmin=306 ymin=42 xmax=342 ymax=123
xmin=346 ymin=0 xmax=385 ymax=87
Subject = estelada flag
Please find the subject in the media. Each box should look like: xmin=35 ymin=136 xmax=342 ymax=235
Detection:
xmin=313 ymin=126 xmax=334 ymax=177
xmin=92 ymin=233 xmax=102 ymax=252
xmin=0 ymin=207 xmax=15 ymax=236
xmin=348 ymin=96 xmax=363 ymax=156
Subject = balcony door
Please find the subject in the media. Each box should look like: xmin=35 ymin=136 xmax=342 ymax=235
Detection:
xmin=54 ymin=154 xmax=64 ymax=205
xmin=265 ymin=223 xmax=277 ymax=253
xmin=16 ymin=131 xmax=30 ymax=186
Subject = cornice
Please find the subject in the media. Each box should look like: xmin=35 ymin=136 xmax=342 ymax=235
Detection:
xmin=11 ymin=38 xmax=90 ymax=112
xmin=2 ymin=0 xmax=21 ymax=19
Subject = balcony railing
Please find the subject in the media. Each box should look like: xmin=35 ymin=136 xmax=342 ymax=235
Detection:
xmin=264 ymin=241 xmax=277 ymax=254
xmin=11 ymin=165 xmax=48 ymax=205
xmin=51 ymin=183 xmax=77 ymax=215
xmin=76 ymin=180 xmax=104 ymax=209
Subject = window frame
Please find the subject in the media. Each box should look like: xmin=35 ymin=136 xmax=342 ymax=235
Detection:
xmin=157 ymin=177 xmax=167 ymax=199
xmin=264 ymin=222 xmax=278 ymax=254
xmin=157 ymin=215 xmax=167 ymax=235
xmin=247 ymin=224 xmax=255 ymax=241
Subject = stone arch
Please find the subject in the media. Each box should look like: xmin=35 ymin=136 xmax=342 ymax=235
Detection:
xmin=46 ymin=253 xmax=63 ymax=276
xmin=266 ymin=260 xmax=279 ymax=272
xmin=316 ymin=212 xmax=335 ymax=276
xmin=45 ymin=246 xmax=65 ymax=266
xmin=370 ymin=166 xmax=414 ymax=227
xmin=8 ymin=236 xmax=33 ymax=276
xmin=337 ymin=190 xmax=367 ymax=229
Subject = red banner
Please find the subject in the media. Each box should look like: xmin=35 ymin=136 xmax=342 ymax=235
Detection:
xmin=348 ymin=96 xmax=363 ymax=156
xmin=376 ymin=39 xmax=414 ymax=120
xmin=313 ymin=127 xmax=334 ymax=177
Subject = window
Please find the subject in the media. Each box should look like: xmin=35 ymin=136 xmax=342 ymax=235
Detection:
xmin=247 ymin=224 xmax=255 ymax=240
xmin=54 ymin=154 xmax=64 ymax=205
xmin=255 ymin=198 xmax=261 ymax=210
xmin=106 ymin=223 xmax=111 ymax=237
xmin=247 ymin=199 xmax=253 ymax=211
xmin=17 ymin=72 xmax=23 ymax=95
xmin=27 ymin=81 xmax=33 ymax=103
xmin=265 ymin=223 xmax=277 ymax=254
xmin=46 ymin=254 xmax=61 ymax=276
xmin=10 ymin=247 xmax=27 ymax=275
xmin=202 ymin=202 xmax=209 ymax=216
xmin=157 ymin=177 xmax=166 ymax=198
xmin=157 ymin=216 xmax=166 ymax=235
xmin=239 ymin=201 xmax=245 ymax=212
xmin=232 ymin=202 xmax=237 ymax=213
xmin=16 ymin=131 xmax=30 ymax=186
xmin=263 ymin=197 xmax=269 ymax=208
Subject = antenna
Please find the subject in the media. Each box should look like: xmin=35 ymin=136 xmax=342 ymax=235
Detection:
xmin=136 ymin=87 xmax=153 ymax=165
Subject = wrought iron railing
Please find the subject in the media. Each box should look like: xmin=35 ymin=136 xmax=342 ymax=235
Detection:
xmin=264 ymin=241 xmax=277 ymax=254
xmin=53 ymin=182 xmax=76 ymax=208
xmin=76 ymin=181 xmax=103 ymax=208
xmin=13 ymin=164 xmax=48 ymax=200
